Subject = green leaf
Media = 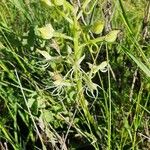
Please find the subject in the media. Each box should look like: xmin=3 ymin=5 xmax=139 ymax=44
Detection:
xmin=31 ymin=99 xmax=38 ymax=115
xmin=126 ymin=51 xmax=150 ymax=77
xmin=104 ymin=30 xmax=120 ymax=43
xmin=0 ymin=42 xmax=5 ymax=49
xmin=42 ymin=110 xmax=54 ymax=123
xmin=91 ymin=20 xmax=105 ymax=34
xmin=37 ymin=49 xmax=52 ymax=60
xmin=28 ymin=98 xmax=36 ymax=108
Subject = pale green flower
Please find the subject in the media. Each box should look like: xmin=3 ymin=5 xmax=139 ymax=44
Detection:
xmin=40 ymin=0 xmax=52 ymax=7
xmin=36 ymin=24 xmax=54 ymax=39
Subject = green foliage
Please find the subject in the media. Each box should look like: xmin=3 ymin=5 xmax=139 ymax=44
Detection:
xmin=0 ymin=0 xmax=150 ymax=150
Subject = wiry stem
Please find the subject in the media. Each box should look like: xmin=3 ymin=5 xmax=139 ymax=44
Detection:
xmin=73 ymin=8 xmax=97 ymax=129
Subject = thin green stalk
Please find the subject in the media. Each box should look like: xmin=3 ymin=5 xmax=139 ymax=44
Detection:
xmin=14 ymin=103 xmax=18 ymax=145
xmin=73 ymin=11 xmax=96 ymax=130
xmin=106 ymin=44 xmax=112 ymax=150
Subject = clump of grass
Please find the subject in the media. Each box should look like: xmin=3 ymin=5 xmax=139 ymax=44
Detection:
xmin=0 ymin=0 xmax=150 ymax=150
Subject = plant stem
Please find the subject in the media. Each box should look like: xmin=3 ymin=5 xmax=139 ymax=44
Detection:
xmin=106 ymin=44 xmax=112 ymax=150
xmin=73 ymin=12 xmax=96 ymax=128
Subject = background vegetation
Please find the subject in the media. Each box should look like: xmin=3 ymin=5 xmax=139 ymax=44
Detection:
xmin=0 ymin=0 xmax=150 ymax=149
